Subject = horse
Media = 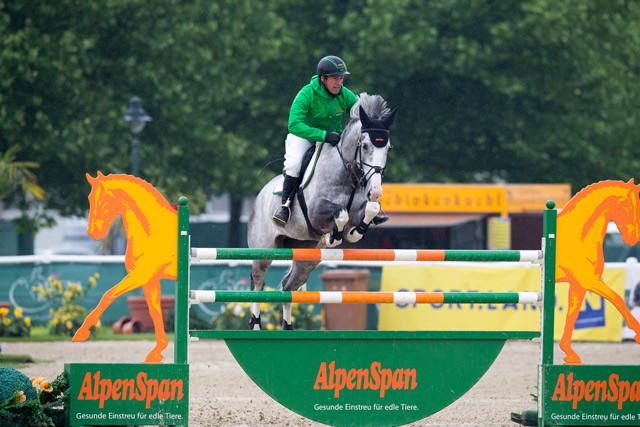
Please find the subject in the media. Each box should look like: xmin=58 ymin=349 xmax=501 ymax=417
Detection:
xmin=72 ymin=172 xmax=178 ymax=363
xmin=247 ymin=93 xmax=397 ymax=330
xmin=556 ymin=179 xmax=640 ymax=364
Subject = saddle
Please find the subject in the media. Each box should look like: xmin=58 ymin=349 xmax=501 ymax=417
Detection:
xmin=272 ymin=142 xmax=324 ymax=195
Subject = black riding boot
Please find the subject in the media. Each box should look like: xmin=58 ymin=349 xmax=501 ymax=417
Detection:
xmin=272 ymin=174 xmax=298 ymax=227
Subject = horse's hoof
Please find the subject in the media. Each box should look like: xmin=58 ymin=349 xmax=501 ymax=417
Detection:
xmin=282 ymin=320 xmax=293 ymax=330
xmin=372 ymin=214 xmax=389 ymax=225
xmin=72 ymin=327 xmax=90 ymax=342
xmin=144 ymin=352 xmax=163 ymax=363
xmin=563 ymin=354 xmax=583 ymax=365
xmin=248 ymin=315 xmax=262 ymax=330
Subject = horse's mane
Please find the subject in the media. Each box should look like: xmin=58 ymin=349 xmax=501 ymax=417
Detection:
xmin=562 ymin=179 xmax=637 ymax=212
xmin=93 ymin=172 xmax=172 ymax=208
xmin=343 ymin=93 xmax=391 ymax=143
xmin=350 ymin=92 xmax=391 ymax=121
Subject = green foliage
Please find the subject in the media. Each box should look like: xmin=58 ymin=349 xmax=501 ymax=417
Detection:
xmin=0 ymin=368 xmax=69 ymax=427
xmin=31 ymin=273 xmax=99 ymax=337
xmin=2 ymin=0 xmax=640 ymax=238
xmin=0 ymin=306 xmax=31 ymax=337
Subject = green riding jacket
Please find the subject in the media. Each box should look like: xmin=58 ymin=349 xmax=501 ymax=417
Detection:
xmin=288 ymin=75 xmax=358 ymax=142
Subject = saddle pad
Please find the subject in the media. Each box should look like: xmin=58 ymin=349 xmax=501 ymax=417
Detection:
xmin=272 ymin=142 xmax=324 ymax=195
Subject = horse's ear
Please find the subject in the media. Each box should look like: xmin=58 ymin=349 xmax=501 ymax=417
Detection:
xmin=86 ymin=173 xmax=96 ymax=184
xmin=382 ymin=108 xmax=397 ymax=129
xmin=359 ymin=105 xmax=372 ymax=128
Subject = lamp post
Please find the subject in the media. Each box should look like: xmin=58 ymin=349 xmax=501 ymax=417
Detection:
xmin=123 ymin=96 xmax=152 ymax=177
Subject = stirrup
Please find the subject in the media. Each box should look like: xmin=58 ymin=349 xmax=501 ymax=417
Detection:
xmin=272 ymin=205 xmax=290 ymax=227
xmin=372 ymin=214 xmax=389 ymax=226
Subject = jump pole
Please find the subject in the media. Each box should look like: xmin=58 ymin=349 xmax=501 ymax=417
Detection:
xmin=173 ymin=197 xmax=561 ymax=426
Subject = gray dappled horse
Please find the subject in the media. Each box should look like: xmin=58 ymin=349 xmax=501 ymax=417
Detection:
xmin=247 ymin=93 xmax=397 ymax=329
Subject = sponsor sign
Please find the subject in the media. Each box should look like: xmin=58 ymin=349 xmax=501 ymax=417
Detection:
xmin=66 ymin=363 xmax=189 ymax=426
xmin=379 ymin=264 xmax=624 ymax=342
xmin=221 ymin=330 xmax=512 ymax=426
xmin=542 ymin=365 xmax=640 ymax=425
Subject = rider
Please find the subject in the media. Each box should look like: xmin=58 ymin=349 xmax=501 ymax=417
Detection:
xmin=272 ymin=55 xmax=389 ymax=227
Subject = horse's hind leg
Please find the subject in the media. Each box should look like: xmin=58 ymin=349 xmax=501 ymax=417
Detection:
xmin=281 ymin=260 xmax=320 ymax=329
xmin=249 ymin=260 xmax=272 ymax=330
xmin=588 ymin=277 xmax=640 ymax=344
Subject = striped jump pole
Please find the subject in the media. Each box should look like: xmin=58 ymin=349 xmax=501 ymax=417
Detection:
xmin=191 ymin=247 xmax=542 ymax=263
xmin=189 ymin=290 xmax=541 ymax=305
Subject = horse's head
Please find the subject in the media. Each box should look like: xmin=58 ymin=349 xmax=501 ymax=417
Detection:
xmin=86 ymin=172 xmax=119 ymax=240
xmin=354 ymin=104 xmax=397 ymax=203
xmin=611 ymin=179 xmax=640 ymax=246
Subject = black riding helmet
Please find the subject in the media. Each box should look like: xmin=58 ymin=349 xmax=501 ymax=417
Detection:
xmin=317 ymin=55 xmax=350 ymax=77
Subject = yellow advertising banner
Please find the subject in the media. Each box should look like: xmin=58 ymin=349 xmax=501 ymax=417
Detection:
xmin=378 ymin=264 xmax=624 ymax=341
xmin=380 ymin=183 xmax=572 ymax=215
xmin=381 ymin=184 xmax=508 ymax=216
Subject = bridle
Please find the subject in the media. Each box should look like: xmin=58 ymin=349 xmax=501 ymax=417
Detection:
xmin=336 ymin=126 xmax=391 ymax=192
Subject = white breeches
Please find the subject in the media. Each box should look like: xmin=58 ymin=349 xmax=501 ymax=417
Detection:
xmin=283 ymin=133 xmax=314 ymax=178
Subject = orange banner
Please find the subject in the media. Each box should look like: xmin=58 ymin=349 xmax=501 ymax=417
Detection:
xmin=381 ymin=184 xmax=508 ymax=216
xmin=380 ymin=183 xmax=571 ymax=215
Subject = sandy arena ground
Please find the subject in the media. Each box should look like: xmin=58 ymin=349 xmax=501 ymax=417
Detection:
xmin=3 ymin=339 xmax=640 ymax=426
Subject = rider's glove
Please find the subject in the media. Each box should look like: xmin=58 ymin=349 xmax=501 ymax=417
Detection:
xmin=324 ymin=132 xmax=341 ymax=146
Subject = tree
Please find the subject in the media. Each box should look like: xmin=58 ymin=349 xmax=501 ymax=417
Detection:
xmin=2 ymin=0 xmax=640 ymax=250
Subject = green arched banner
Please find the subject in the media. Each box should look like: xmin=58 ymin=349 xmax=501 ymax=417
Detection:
xmin=192 ymin=330 xmax=538 ymax=427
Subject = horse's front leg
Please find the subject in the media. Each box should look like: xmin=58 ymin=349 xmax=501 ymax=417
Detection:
xmin=72 ymin=274 xmax=141 ymax=342
xmin=345 ymin=201 xmax=380 ymax=243
xmin=320 ymin=208 xmax=349 ymax=247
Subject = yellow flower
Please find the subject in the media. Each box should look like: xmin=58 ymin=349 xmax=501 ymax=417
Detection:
xmin=266 ymin=323 xmax=275 ymax=330
xmin=63 ymin=291 xmax=73 ymax=300
xmin=24 ymin=317 xmax=31 ymax=327
xmin=88 ymin=277 xmax=96 ymax=287
xmin=94 ymin=272 xmax=101 ymax=279
xmin=0 ymin=307 xmax=8 ymax=317
xmin=40 ymin=381 xmax=53 ymax=393
xmin=14 ymin=307 xmax=23 ymax=318
xmin=65 ymin=320 xmax=73 ymax=330
xmin=13 ymin=391 xmax=26 ymax=403
xmin=31 ymin=377 xmax=44 ymax=387
xmin=2 ymin=317 xmax=11 ymax=326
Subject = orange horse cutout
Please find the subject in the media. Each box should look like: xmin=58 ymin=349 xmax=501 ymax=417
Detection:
xmin=72 ymin=172 xmax=177 ymax=362
xmin=557 ymin=179 xmax=640 ymax=364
